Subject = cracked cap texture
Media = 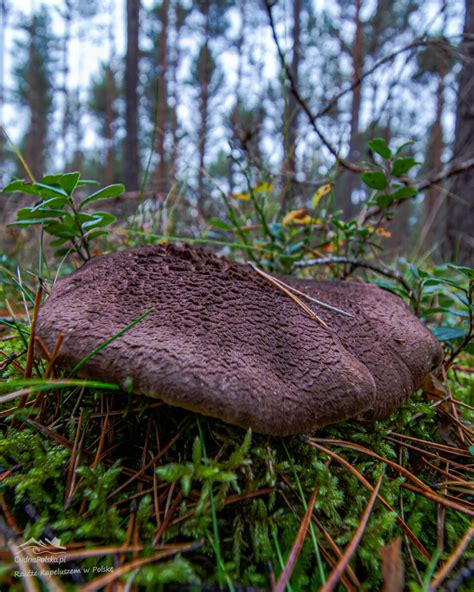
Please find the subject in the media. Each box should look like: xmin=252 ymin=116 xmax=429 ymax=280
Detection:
xmin=36 ymin=244 xmax=443 ymax=435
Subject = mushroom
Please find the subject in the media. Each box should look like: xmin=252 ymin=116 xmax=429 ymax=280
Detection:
xmin=36 ymin=244 xmax=442 ymax=436
xmin=282 ymin=277 xmax=444 ymax=419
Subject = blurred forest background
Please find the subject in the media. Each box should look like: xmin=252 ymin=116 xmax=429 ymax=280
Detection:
xmin=0 ymin=0 xmax=472 ymax=264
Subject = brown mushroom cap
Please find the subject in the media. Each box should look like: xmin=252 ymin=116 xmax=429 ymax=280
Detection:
xmin=282 ymin=277 xmax=444 ymax=419
xmin=36 ymin=244 xmax=441 ymax=435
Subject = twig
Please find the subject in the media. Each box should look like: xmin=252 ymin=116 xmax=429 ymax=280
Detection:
xmin=430 ymin=526 xmax=474 ymax=589
xmin=315 ymin=38 xmax=432 ymax=120
xmin=361 ymin=156 xmax=474 ymax=223
xmin=263 ymin=0 xmax=363 ymax=174
xmin=293 ymin=256 xmax=413 ymax=296
xmin=252 ymin=265 xmax=330 ymax=328
xmin=319 ymin=473 xmax=384 ymax=592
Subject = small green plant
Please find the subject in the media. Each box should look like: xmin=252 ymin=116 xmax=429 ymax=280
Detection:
xmin=2 ymin=172 xmax=124 ymax=261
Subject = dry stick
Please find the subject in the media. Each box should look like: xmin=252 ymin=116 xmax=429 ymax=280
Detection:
xmin=252 ymin=265 xmax=354 ymax=317
xmin=64 ymin=411 xmax=84 ymax=509
xmin=399 ymin=482 xmax=474 ymax=516
xmin=304 ymin=440 xmax=429 ymax=558
xmin=251 ymin=265 xmax=329 ymax=328
xmin=274 ymin=483 xmax=320 ymax=592
xmin=107 ymin=431 xmax=181 ymax=500
xmin=430 ymin=525 xmax=474 ymax=589
xmin=319 ymin=474 xmax=384 ymax=592
xmin=13 ymin=284 xmax=43 ymax=422
xmin=79 ymin=541 xmax=202 ymax=592
xmin=279 ymin=472 xmax=361 ymax=589
xmin=294 ymin=256 xmax=413 ymax=296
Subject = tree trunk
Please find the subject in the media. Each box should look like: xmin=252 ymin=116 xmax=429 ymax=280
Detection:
xmin=197 ymin=42 xmax=210 ymax=217
xmin=26 ymin=18 xmax=45 ymax=180
xmin=446 ymin=0 xmax=474 ymax=265
xmin=124 ymin=0 xmax=140 ymax=191
xmin=282 ymin=0 xmax=302 ymax=212
xmin=0 ymin=1 xmax=7 ymax=178
xmin=417 ymin=72 xmax=445 ymax=255
xmin=104 ymin=65 xmax=115 ymax=185
xmin=154 ymin=0 xmax=170 ymax=195
xmin=342 ymin=0 xmax=363 ymax=219
xmin=170 ymin=1 xmax=183 ymax=188
xmin=61 ymin=0 xmax=72 ymax=167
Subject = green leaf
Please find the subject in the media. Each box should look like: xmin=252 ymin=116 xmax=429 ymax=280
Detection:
xmin=375 ymin=194 xmax=394 ymax=208
xmin=44 ymin=221 xmax=80 ymax=239
xmin=368 ymin=138 xmax=392 ymax=160
xmin=81 ymin=212 xmax=116 ymax=230
xmin=41 ymin=174 xmax=63 ymax=186
xmin=77 ymin=179 xmax=100 ymax=187
xmin=60 ymin=172 xmax=80 ymax=195
xmin=31 ymin=196 xmax=69 ymax=211
xmin=50 ymin=237 xmax=69 ymax=247
xmin=391 ymin=186 xmax=417 ymax=200
xmin=36 ymin=183 xmax=68 ymax=198
xmin=361 ymin=171 xmax=388 ymax=190
xmin=53 ymin=247 xmax=72 ymax=258
xmin=430 ymin=326 xmax=466 ymax=342
xmin=79 ymin=184 xmax=125 ymax=208
xmin=2 ymin=180 xmax=42 ymax=196
xmin=391 ymin=157 xmax=420 ymax=177
xmin=395 ymin=140 xmax=415 ymax=155
xmin=16 ymin=208 xmax=65 ymax=220
xmin=208 ymin=218 xmax=231 ymax=231
xmin=447 ymin=264 xmax=474 ymax=279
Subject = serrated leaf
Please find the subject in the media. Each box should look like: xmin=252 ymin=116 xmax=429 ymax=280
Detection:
xmin=312 ymin=183 xmax=332 ymax=208
xmin=391 ymin=157 xmax=420 ymax=177
xmin=361 ymin=171 xmax=388 ymax=190
xmin=79 ymin=184 xmax=125 ymax=208
xmin=368 ymin=138 xmax=392 ymax=160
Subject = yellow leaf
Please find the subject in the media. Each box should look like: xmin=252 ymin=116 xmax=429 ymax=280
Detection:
xmin=375 ymin=227 xmax=392 ymax=238
xmin=312 ymin=183 xmax=332 ymax=209
xmin=254 ymin=182 xmax=274 ymax=194
xmin=230 ymin=191 xmax=250 ymax=201
xmin=282 ymin=208 xmax=318 ymax=226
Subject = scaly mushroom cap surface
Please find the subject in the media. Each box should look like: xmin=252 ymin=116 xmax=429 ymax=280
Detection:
xmin=283 ymin=278 xmax=444 ymax=418
xmin=36 ymin=244 xmax=441 ymax=435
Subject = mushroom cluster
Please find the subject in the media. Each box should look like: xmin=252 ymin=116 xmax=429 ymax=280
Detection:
xmin=36 ymin=244 xmax=443 ymax=436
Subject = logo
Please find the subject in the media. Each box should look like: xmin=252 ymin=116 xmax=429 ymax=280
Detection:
xmin=15 ymin=538 xmax=67 ymax=563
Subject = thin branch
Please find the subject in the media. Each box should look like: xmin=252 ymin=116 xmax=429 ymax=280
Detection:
xmin=361 ymin=156 xmax=474 ymax=224
xmin=315 ymin=38 xmax=432 ymax=120
xmin=293 ymin=256 xmax=413 ymax=296
xmin=263 ymin=0 xmax=363 ymax=174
